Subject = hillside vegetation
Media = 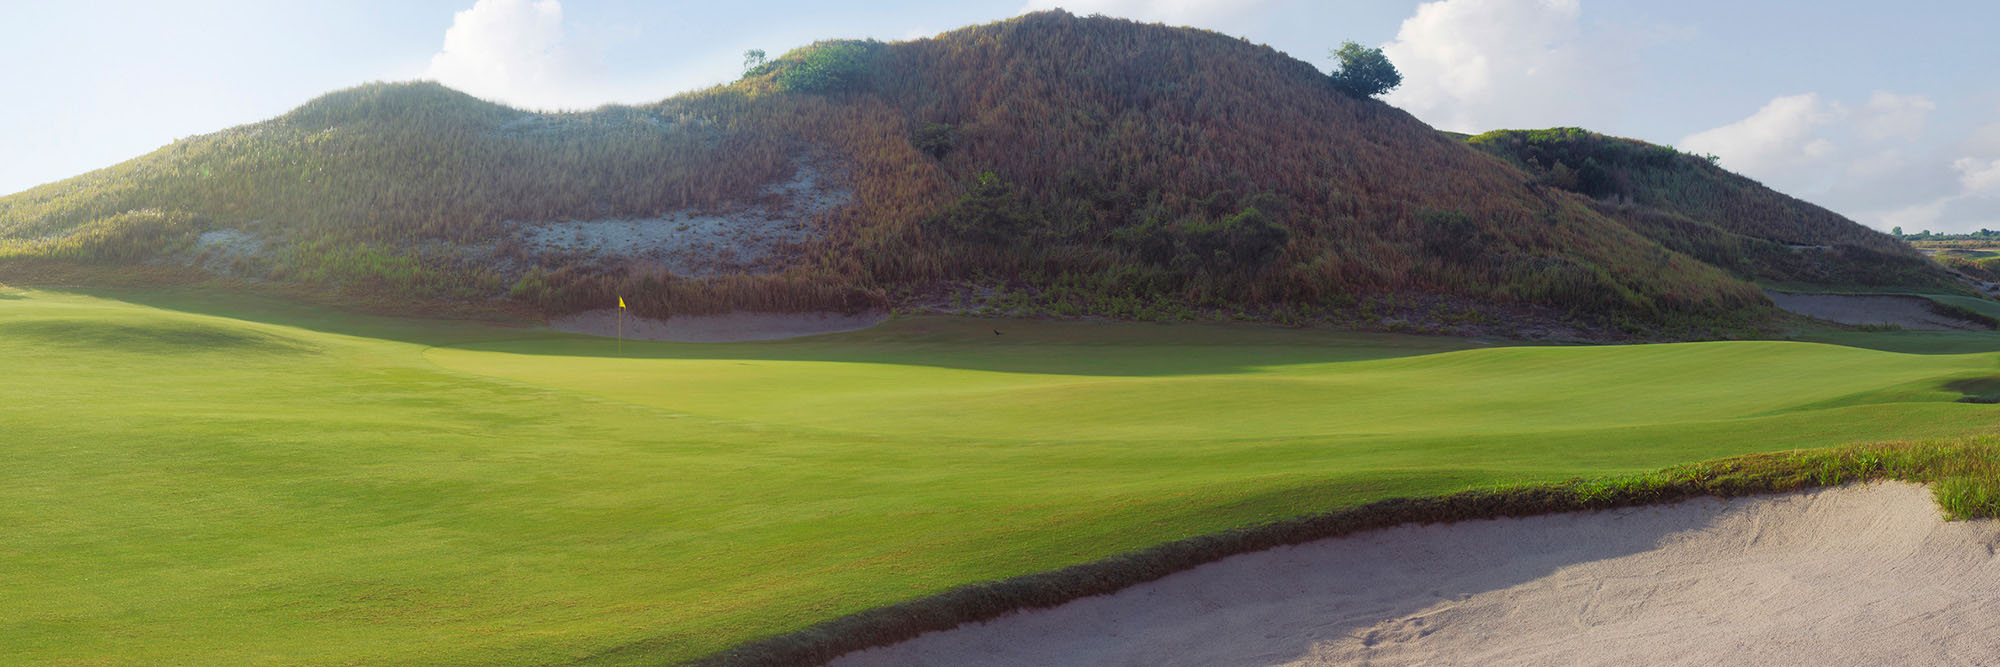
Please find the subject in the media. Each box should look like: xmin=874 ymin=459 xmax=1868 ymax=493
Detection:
xmin=0 ymin=11 xmax=1949 ymax=332
xmin=1469 ymin=128 xmax=1956 ymax=291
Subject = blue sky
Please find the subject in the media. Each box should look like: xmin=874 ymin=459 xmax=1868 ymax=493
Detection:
xmin=3 ymin=0 xmax=1996 ymax=232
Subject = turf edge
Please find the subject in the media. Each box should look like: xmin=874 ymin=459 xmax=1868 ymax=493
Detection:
xmin=670 ymin=438 xmax=2000 ymax=666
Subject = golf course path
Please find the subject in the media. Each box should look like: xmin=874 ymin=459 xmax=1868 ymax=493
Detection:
xmin=550 ymin=309 xmax=887 ymax=342
xmin=833 ymin=482 xmax=2000 ymax=666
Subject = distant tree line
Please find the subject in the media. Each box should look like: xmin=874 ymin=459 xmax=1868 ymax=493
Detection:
xmin=1897 ymin=228 xmax=2000 ymax=241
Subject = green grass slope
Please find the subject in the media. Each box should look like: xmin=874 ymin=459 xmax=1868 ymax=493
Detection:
xmin=7 ymin=289 xmax=2000 ymax=663
xmin=0 ymin=12 xmax=1844 ymax=333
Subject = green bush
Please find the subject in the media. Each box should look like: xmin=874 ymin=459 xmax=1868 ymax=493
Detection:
xmin=930 ymin=172 xmax=1031 ymax=243
xmin=1111 ymin=199 xmax=1290 ymax=276
xmin=1418 ymin=209 xmax=1488 ymax=262
xmin=508 ymin=266 xmax=554 ymax=304
xmin=1178 ymin=205 xmax=1289 ymax=272
xmin=775 ymin=41 xmax=881 ymax=94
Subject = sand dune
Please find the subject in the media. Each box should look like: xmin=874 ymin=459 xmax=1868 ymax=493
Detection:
xmin=834 ymin=483 xmax=2000 ymax=666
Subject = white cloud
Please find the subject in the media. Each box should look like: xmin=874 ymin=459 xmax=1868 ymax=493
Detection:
xmin=1678 ymin=93 xmax=1841 ymax=176
xmin=1969 ymin=120 xmax=2000 ymax=157
xmin=423 ymin=0 xmax=610 ymax=110
xmin=1378 ymin=0 xmax=1657 ymax=133
xmin=1876 ymin=192 xmax=2000 ymax=235
xmin=1018 ymin=0 xmax=1276 ymax=27
xmin=1874 ymin=199 xmax=1950 ymax=231
xmin=1681 ymin=94 xmax=2000 ymax=233
xmin=1843 ymin=148 xmax=1908 ymax=183
xmin=1958 ymin=157 xmax=2000 ymax=194
xmin=1848 ymin=156 xmax=2000 ymax=234
xmin=1853 ymin=91 xmax=1935 ymax=143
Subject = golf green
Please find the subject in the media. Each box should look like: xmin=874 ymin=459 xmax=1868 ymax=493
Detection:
xmin=5 ymin=288 xmax=1999 ymax=664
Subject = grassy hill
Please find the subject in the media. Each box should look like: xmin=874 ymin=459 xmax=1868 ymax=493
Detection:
xmin=1469 ymin=128 xmax=1956 ymax=291
xmin=0 ymin=11 xmax=1952 ymax=333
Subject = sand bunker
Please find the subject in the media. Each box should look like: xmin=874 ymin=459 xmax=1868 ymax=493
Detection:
xmin=550 ymin=309 xmax=885 ymax=343
xmin=1766 ymin=290 xmax=1987 ymax=330
xmin=834 ymin=483 xmax=2000 ymax=666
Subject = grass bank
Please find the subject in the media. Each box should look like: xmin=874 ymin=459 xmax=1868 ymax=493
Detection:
xmin=707 ymin=439 xmax=2000 ymax=665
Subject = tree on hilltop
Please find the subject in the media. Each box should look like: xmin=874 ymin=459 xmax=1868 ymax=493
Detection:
xmin=1329 ymin=41 xmax=1401 ymax=98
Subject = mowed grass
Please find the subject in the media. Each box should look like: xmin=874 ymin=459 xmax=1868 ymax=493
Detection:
xmin=6 ymin=289 xmax=2000 ymax=664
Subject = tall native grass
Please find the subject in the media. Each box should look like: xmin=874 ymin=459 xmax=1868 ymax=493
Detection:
xmin=1469 ymin=128 xmax=1957 ymax=291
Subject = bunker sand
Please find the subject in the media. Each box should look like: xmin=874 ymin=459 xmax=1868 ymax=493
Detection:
xmin=837 ymin=482 xmax=2000 ymax=666
xmin=1767 ymin=291 xmax=1987 ymax=331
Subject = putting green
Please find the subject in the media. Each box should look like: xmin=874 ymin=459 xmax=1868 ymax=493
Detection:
xmin=5 ymin=289 xmax=2000 ymax=664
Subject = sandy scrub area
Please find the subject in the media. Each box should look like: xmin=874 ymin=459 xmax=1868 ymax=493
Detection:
xmin=834 ymin=483 xmax=2000 ymax=666
xmin=550 ymin=309 xmax=886 ymax=343
xmin=1766 ymin=290 xmax=1987 ymax=330
xmin=515 ymin=159 xmax=850 ymax=278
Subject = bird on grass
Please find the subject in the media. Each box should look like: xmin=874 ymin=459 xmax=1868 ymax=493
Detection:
xmin=993 ymin=329 xmax=1003 ymax=336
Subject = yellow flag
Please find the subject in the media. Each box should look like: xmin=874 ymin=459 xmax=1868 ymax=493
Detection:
xmin=618 ymin=296 xmax=627 ymax=309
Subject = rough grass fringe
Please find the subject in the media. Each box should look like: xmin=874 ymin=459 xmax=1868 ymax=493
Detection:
xmin=687 ymin=442 xmax=1979 ymax=666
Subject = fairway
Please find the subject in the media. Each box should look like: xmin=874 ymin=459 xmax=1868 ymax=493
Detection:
xmin=7 ymin=289 xmax=2000 ymax=664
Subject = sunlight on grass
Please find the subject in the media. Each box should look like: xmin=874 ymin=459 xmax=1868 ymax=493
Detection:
xmin=4 ymin=289 xmax=1999 ymax=664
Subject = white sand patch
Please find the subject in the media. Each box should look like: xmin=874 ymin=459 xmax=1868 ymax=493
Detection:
xmin=1767 ymin=290 xmax=1988 ymax=330
xmin=194 ymin=229 xmax=262 ymax=254
xmin=516 ymin=159 xmax=850 ymax=278
xmin=550 ymin=309 xmax=886 ymax=343
xmin=190 ymin=228 xmax=268 ymax=273
xmin=835 ymin=483 xmax=2000 ymax=666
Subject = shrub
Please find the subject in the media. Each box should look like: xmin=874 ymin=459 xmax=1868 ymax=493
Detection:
xmin=508 ymin=266 xmax=554 ymax=304
xmin=1114 ymin=199 xmax=1290 ymax=275
xmin=912 ymin=123 xmax=957 ymax=159
xmin=775 ymin=41 xmax=880 ymax=94
xmin=1179 ymin=205 xmax=1289 ymax=272
xmin=930 ymin=171 xmax=1031 ymax=243
xmin=1418 ymin=209 xmax=1487 ymax=262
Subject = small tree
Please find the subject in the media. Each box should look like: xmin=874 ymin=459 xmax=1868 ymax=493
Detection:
xmin=742 ymin=49 xmax=767 ymax=73
xmin=1329 ymin=41 xmax=1401 ymax=98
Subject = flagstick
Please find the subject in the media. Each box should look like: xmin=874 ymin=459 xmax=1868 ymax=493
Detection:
xmin=617 ymin=304 xmax=623 ymax=354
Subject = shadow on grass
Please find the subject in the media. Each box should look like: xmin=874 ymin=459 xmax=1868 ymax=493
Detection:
xmin=54 ymin=285 xmax=547 ymax=345
xmin=0 ymin=319 xmax=317 ymax=355
xmin=50 ymin=285 xmax=2000 ymax=377
xmin=443 ymin=333 xmax=1480 ymax=377
xmin=71 ymin=286 xmax=1483 ymax=377
xmin=1790 ymin=330 xmax=2000 ymax=355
